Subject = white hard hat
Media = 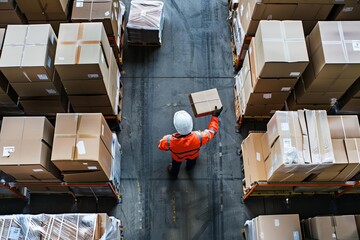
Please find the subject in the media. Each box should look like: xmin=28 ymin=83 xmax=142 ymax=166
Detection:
xmin=173 ymin=110 xmax=193 ymax=135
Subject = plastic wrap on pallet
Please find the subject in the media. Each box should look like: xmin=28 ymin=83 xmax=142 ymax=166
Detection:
xmin=110 ymin=133 xmax=121 ymax=195
xmin=127 ymin=1 xmax=164 ymax=30
xmin=304 ymin=110 xmax=334 ymax=164
xmin=0 ymin=213 xmax=122 ymax=240
xmin=244 ymin=219 xmax=257 ymax=240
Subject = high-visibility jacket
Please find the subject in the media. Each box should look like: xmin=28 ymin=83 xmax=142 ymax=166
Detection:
xmin=158 ymin=116 xmax=219 ymax=162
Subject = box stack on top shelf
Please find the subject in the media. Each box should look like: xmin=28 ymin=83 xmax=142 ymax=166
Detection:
xmin=55 ymin=22 xmax=121 ymax=116
xmin=16 ymin=0 xmax=71 ymax=34
xmin=0 ymin=0 xmax=27 ymax=28
xmin=241 ymin=110 xmax=360 ymax=191
xmin=126 ymin=0 xmax=164 ymax=46
xmin=0 ymin=213 xmax=123 ymax=239
xmin=0 ymin=24 xmax=69 ymax=115
xmin=231 ymin=0 xmax=360 ymax=122
xmin=234 ymin=20 xmax=308 ymax=122
xmin=71 ymin=0 xmax=126 ymax=67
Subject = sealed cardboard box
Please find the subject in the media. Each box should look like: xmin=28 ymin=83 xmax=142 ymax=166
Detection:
xmin=286 ymin=90 xmax=330 ymax=111
xmin=310 ymin=216 xmax=336 ymax=240
xmin=0 ymin=0 xmax=15 ymax=10
xmin=253 ymin=21 xmax=309 ymax=79
xmin=16 ymin=0 xmax=69 ymax=21
xmin=341 ymin=98 xmax=360 ymax=113
xmin=51 ymin=113 xmax=113 ymax=182
xmin=189 ymin=88 xmax=222 ymax=117
xmin=55 ymin=23 xmax=112 ymax=81
xmin=256 ymin=214 xmax=302 ymax=240
xmin=0 ymin=117 xmax=61 ymax=181
xmin=241 ymin=133 xmax=267 ymax=189
xmin=335 ymin=2 xmax=360 ymax=20
xmin=0 ymin=24 xmax=57 ymax=83
xmin=328 ymin=115 xmax=360 ymax=139
xmin=72 ymin=0 xmax=119 ymax=36
xmin=0 ymin=5 xmax=26 ymax=27
xmin=304 ymin=21 xmax=360 ymax=92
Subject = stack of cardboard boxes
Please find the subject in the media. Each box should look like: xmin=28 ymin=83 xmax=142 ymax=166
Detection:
xmin=51 ymin=113 xmax=114 ymax=182
xmin=235 ymin=20 xmax=308 ymax=117
xmin=55 ymin=23 xmax=120 ymax=115
xmin=0 ymin=0 xmax=26 ymax=28
xmin=16 ymin=0 xmax=71 ymax=34
xmin=71 ymin=0 xmax=125 ymax=66
xmin=126 ymin=0 xmax=165 ymax=45
xmin=241 ymin=110 xmax=360 ymax=187
xmin=0 ymin=24 xmax=68 ymax=114
xmin=290 ymin=21 xmax=360 ymax=110
xmin=0 ymin=213 xmax=122 ymax=239
xmin=0 ymin=117 xmax=61 ymax=182
xmin=244 ymin=214 xmax=302 ymax=240
xmin=303 ymin=215 xmax=359 ymax=240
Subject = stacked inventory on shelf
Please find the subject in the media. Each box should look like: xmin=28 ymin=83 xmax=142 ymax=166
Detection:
xmin=0 ymin=24 xmax=69 ymax=115
xmin=339 ymin=77 xmax=360 ymax=113
xmin=55 ymin=22 xmax=120 ymax=115
xmin=241 ymin=110 xmax=360 ymax=190
xmin=0 ymin=114 xmax=121 ymax=188
xmin=126 ymin=0 xmax=164 ymax=46
xmin=302 ymin=215 xmax=359 ymax=240
xmin=71 ymin=0 xmax=126 ymax=67
xmin=234 ymin=20 xmax=308 ymax=120
xmin=0 ymin=213 xmax=123 ymax=239
xmin=244 ymin=214 xmax=302 ymax=240
xmin=0 ymin=0 xmax=26 ymax=27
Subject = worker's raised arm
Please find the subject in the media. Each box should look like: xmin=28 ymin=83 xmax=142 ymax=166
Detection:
xmin=198 ymin=116 xmax=219 ymax=145
xmin=158 ymin=135 xmax=170 ymax=151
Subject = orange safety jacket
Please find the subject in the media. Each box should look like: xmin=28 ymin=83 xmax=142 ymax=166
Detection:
xmin=158 ymin=116 xmax=219 ymax=162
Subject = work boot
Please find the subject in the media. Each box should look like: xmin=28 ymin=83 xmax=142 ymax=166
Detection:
xmin=167 ymin=164 xmax=177 ymax=179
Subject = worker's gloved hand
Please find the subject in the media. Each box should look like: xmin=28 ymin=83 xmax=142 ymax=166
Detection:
xmin=212 ymin=106 xmax=223 ymax=117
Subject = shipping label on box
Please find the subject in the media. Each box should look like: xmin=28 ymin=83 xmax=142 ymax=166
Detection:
xmin=189 ymin=88 xmax=222 ymax=117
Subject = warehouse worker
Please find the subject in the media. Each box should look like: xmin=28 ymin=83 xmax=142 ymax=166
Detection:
xmin=158 ymin=106 xmax=223 ymax=179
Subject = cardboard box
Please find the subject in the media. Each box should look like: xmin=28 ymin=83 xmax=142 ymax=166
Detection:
xmin=71 ymin=0 xmax=119 ymax=36
xmin=286 ymin=90 xmax=331 ymax=111
xmin=16 ymin=0 xmax=69 ymax=21
xmin=0 ymin=5 xmax=26 ymax=27
xmin=255 ymin=214 xmax=302 ymax=240
xmin=0 ymin=0 xmax=15 ymax=10
xmin=27 ymin=20 xmax=70 ymax=35
xmin=294 ymin=77 xmax=343 ymax=104
xmin=51 ymin=113 xmax=113 ymax=182
xmin=189 ymin=88 xmax=222 ymax=117
xmin=0 ymin=117 xmax=61 ymax=181
xmin=304 ymin=21 xmax=360 ymax=92
xmin=0 ymin=24 xmax=57 ymax=83
xmin=267 ymin=111 xmax=302 ymax=147
xmin=335 ymin=2 xmax=360 ymax=20
xmin=241 ymin=133 xmax=267 ymax=189
xmin=55 ymin=23 xmax=112 ymax=81
xmin=310 ymin=216 xmax=358 ymax=240
xmin=253 ymin=21 xmax=309 ymax=79
xmin=341 ymin=98 xmax=360 ymax=113
xmin=328 ymin=115 xmax=360 ymax=139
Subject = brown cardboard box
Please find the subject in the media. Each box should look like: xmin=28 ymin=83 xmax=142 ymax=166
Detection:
xmin=72 ymin=106 xmax=116 ymax=115
xmin=256 ymin=214 xmax=302 ymax=240
xmin=16 ymin=0 xmax=69 ymax=21
xmin=62 ymin=79 xmax=108 ymax=95
xmin=294 ymin=77 xmax=344 ymax=104
xmin=0 ymin=117 xmax=61 ymax=181
xmin=72 ymin=0 xmax=119 ymax=36
xmin=247 ymin=92 xmax=290 ymax=105
xmin=304 ymin=21 xmax=360 ymax=92
xmin=189 ymin=88 xmax=222 ymax=117
xmin=341 ymin=98 xmax=360 ymax=113
xmin=253 ymin=21 xmax=308 ymax=79
xmin=20 ymin=91 xmax=68 ymax=114
xmin=267 ymin=111 xmax=302 ymax=146
xmin=55 ymin=22 xmax=112 ymax=81
xmin=310 ymin=215 xmax=359 ymax=239
xmin=328 ymin=115 xmax=360 ymax=139
xmin=286 ymin=90 xmax=331 ymax=111
xmin=0 ymin=0 xmax=15 ymax=10
xmin=0 ymin=24 xmax=57 ymax=83
xmin=335 ymin=3 xmax=360 ymax=20
xmin=0 ymin=5 xmax=26 ymax=27
xmin=241 ymin=133 xmax=267 ymax=189
xmin=51 ymin=113 xmax=113 ymax=182
xmin=240 ymin=103 xmax=283 ymax=116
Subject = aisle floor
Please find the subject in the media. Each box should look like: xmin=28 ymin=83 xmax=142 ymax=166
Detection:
xmin=1 ymin=1 xmax=360 ymax=239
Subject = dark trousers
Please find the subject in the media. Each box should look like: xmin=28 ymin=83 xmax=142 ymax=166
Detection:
xmin=170 ymin=158 xmax=197 ymax=177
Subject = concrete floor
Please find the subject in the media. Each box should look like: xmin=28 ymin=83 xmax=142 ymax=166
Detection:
xmin=1 ymin=0 xmax=360 ymax=239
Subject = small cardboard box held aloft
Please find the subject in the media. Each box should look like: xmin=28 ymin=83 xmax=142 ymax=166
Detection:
xmin=189 ymin=88 xmax=222 ymax=117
